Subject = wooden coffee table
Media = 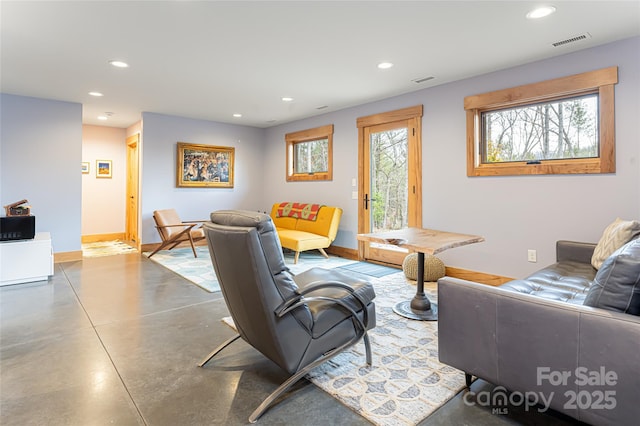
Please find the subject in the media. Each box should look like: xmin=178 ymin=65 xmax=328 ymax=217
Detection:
xmin=357 ymin=228 xmax=484 ymax=321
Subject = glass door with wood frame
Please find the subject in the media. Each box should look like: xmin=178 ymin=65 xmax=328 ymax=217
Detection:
xmin=358 ymin=106 xmax=422 ymax=266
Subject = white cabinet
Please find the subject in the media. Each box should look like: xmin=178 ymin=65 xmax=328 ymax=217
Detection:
xmin=0 ymin=232 xmax=54 ymax=286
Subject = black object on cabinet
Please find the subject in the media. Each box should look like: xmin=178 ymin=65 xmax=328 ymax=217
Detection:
xmin=0 ymin=216 xmax=36 ymax=241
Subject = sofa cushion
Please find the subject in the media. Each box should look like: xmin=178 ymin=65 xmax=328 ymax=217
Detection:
xmin=584 ymin=239 xmax=640 ymax=315
xmin=276 ymin=228 xmax=331 ymax=252
xmin=271 ymin=215 xmax=298 ymax=230
xmin=591 ymin=218 xmax=640 ymax=269
xmin=295 ymin=206 xmax=339 ymax=239
xmin=499 ymin=261 xmax=596 ymax=305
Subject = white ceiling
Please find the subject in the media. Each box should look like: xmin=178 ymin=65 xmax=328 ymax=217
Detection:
xmin=2 ymin=1 xmax=639 ymax=129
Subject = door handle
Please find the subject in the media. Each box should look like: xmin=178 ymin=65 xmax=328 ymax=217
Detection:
xmin=364 ymin=194 xmax=377 ymax=210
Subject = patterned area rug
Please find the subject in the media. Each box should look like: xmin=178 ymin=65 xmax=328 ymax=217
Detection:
xmin=82 ymin=240 xmax=138 ymax=258
xmin=146 ymin=246 xmax=219 ymax=292
xmin=336 ymin=261 xmax=401 ymax=278
xmin=222 ymin=273 xmax=465 ymax=426
xmin=146 ymin=246 xmax=355 ymax=292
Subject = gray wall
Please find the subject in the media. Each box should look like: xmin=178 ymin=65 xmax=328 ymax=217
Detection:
xmin=140 ymin=112 xmax=265 ymax=244
xmin=1 ymin=37 xmax=637 ymax=279
xmin=262 ymin=37 xmax=640 ymax=278
xmin=0 ymin=94 xmax=82 ymax=253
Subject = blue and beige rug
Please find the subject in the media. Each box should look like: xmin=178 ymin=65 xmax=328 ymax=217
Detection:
xmin=306 ymin=274 xmax=464 ymax=425
xmin=145 ymin=246 xmax=219 ymax=292
xmin=336 ymin=261 xmax=400 ymax=278
xmin=146 ymin=246 xmax=358 ymax=292
xmin=222 ymin=273 xmax=464 ymax=426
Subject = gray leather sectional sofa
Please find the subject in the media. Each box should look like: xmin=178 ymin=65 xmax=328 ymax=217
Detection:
xmin=437 ymin=239 xmax=640 ymax=425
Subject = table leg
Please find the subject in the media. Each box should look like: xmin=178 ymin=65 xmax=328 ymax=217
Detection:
xmin=392 ymin=252 xmax=438 ymax=321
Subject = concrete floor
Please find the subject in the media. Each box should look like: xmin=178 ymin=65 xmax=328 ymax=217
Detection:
xmin=1 ymin=252 xmax=584 ymax=425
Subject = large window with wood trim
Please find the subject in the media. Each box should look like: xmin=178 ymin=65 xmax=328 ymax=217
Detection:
xmin=465 ymin=66 xmax=617 ymax=176
xmin=286 ymin=124 xmax=333 ymax=181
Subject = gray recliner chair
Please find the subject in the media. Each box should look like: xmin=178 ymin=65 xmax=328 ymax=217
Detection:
xmin=198 ymin=210 xmax=376 ymax=423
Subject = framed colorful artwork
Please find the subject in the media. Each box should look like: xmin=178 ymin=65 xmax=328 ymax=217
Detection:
xmin=96 ymin=160 xmax=112 ymax=178
xmin=176 ymin=142 xmax=234 ymax=188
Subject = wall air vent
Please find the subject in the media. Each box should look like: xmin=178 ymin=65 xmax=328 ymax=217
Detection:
xmin=412 ymin=76 xmax=435 ymax=84
xmin=552 ymin=33 xmax=591 ymax=47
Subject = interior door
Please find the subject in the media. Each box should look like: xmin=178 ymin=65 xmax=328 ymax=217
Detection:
xmin=125 ymin=134 xmax=140 ymax=248
xmin=358 ymin=106 xmax=422 ymax=266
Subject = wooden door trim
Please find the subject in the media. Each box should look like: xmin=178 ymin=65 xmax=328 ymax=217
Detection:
xmin=357 ymin=105 xmax=423 ymax=263
xmin=357 ymin=124 xmax=366 ymax=257
xmin=408 ymin=116 xmax=422 ymax=228
xmin=356 ymin=104 xmax=423 ymax=128
xmin=126 ymin=133 xmax=140 ymax=250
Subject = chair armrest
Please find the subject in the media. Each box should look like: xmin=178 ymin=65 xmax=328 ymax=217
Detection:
xmin=276 ymin=280 xmax=371 ymax=329
xmin=156 ymin=223 xmax=196 ymax=238
xmin=556 ymin=240 xmax=596 ymax=263
xmin=279 ymin=281 xmax=367 ymax=312
xmin=155 ymin=223 xmax=197 ymax=240
xmin=157 ymin=223 xmax=197 ymax=229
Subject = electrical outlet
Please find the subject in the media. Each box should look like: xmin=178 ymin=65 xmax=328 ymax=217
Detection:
xmin=527 ymin=249 xmax=537 ymax=263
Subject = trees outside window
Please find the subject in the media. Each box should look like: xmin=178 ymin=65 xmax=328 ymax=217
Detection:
xmin=482 ymin=94 xmax=598 ymax=163
xmin=370 ymin=128 xmax=408 ymax=232
xmin=293 ymin=138 xmax=329 ymax=174
xmin=465 ymin=66 xmax=617 ymax=176
xmin=286 ymin=124 xmax=333 ymax=181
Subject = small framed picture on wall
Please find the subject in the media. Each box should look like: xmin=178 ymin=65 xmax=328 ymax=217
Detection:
xmin=81 ymin=162 xmax=90 ymax=174
xmin=96 ymin=160 xmax=112 ymax=178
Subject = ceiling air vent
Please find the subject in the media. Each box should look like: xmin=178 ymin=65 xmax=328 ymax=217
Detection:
xmin=412 ymin=76 xmax=435 ymax=84
xmin=552 ymin=33 xmax=591 ymax=47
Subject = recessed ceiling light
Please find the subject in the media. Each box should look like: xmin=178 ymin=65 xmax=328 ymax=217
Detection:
xmin=282 ymin=97 xmax=294 ymax=102
xmin=526 ymin=6 xmax=556 ymax=19
xmin=88 ymin=91 xmax=104 ymax=97
xmin=233 ymin=113 xmax=242 ymax=118
xmin=109 ymin=60 xmax=129 ymax=68
xmin=97 ymin=115 xmax=108 ymax=121
xmin=377 ymin=62 xmax=394 ymax=69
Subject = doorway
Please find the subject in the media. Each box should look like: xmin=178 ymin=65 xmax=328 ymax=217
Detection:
xmin=357 ymin=105 xmax=423 ymax=266
xmin=125 ymin=133 xmax=140 ymax=249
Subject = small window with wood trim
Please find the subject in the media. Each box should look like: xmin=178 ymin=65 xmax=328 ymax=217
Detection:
xmin=465 ymin=66 xmax=617 ymax=176
xmin=286 ymin=124 xmax=333 ymax=181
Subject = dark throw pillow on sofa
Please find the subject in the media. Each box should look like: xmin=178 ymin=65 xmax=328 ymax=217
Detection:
xmin=584 ymin=238 xmax=640 ymax=315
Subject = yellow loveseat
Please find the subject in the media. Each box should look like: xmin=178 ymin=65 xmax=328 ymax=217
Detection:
xmin=269 ymin=203 xmax=342 ymax=263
